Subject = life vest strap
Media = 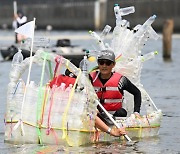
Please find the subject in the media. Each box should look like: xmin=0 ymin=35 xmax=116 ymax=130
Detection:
xmin=99 ymin=98 xmax=122 ymax=103
xmin=94 ymin=87 xmax=119 ymax=92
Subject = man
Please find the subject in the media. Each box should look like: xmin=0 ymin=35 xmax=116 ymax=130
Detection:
xmin=13 ymin=10 xmax=27 ymax=43
xmin=89 ymin=49 xmax=141 ymax=124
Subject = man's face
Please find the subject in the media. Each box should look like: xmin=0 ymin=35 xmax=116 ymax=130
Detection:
xmin=17 ymin=13 xmax=23 ymax=18
xmin=98 ymin=59 xmax=115 ymax=76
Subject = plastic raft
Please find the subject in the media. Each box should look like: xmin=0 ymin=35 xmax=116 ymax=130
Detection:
xmin=4 ymin=4 xmax=162 ymax=146
xmin=4 ymin=50 xmax=162 ymax=146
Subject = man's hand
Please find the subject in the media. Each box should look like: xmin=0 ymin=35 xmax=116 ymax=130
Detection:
xmin=134 ymin=112 xmax=141 ymax=119
xmin=110 ymin=127 xmax=126 ymax=137
xmin=14 ymin=14 xmax=18 ymax=20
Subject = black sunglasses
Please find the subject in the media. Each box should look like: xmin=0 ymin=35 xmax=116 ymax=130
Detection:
xmin=98 ymin=60 xmax=113 ymax=66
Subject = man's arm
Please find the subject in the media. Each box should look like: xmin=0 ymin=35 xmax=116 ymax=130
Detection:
xmin=16 ymin=16 xmax=27 ymax=24
xmin=95 ymin=116 xmax=126 ymax=136
xmin=118 ymin=76 xmax=141 ymax=113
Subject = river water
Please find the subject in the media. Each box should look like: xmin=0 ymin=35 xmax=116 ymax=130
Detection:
xmin=0 ymin=30 xmax=180 ymax=153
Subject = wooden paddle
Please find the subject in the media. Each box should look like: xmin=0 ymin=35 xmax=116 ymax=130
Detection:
xmin=95 ymin=100 xmax=132 ymax=142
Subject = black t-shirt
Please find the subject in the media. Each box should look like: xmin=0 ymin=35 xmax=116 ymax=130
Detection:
xmin=89 ymin=72 xmax=141 ymax=113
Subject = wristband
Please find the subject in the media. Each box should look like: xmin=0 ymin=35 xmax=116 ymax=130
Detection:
xmin=107 ymin=127 xmax=112 ymax=134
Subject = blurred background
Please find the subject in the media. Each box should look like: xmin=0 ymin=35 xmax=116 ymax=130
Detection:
xmin=0 ymin=0 xmax=180 ymax=153
xmin=0 ymin=0 xmax=179 ymax=32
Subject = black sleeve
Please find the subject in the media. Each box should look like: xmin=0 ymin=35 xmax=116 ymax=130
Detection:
xmin=88 ymin=74 xmax=93 ymax=84
xmin=118 ymin=76 xmax=141 ymax=113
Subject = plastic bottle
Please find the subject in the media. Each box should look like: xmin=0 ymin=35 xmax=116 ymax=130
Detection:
xmin=144 ymin=15 xmax=156 ymax=27
xmin=29 ymin=81 xmax=36 ymax=87
xmin=9 ymin=49 xmax=24 ymax=82
xmin=22 ymin=80 xmax=38 ymax=125
xmin=6 ymin=82 xmax=17 ymax=119
xmin=134 ymin=15 xmax=156 ymax=38
xmin=59 ymin=82 xmax=66 ymax=91
xmin=79 ymin=55 xmax=88 ymax=76
xmin=146 ymin=103 xmax=154 ymax=114
xmin=64 ymin=84 xmax=73 ymax=101
xmin=65 ymin=84 xmax=73 ymax=93
xmin=147 ymin=26 xmax=159 ymax=40
xmin=141 ymin=51 xmax=158 ymax=62
xmin=14 ymin=79 xmax=25 ymax=120
xmin=119 ymin=6 xmax=135 ymax=16
xmin=6 ymin=79 xmax=25 ymax=120
xmin=12 ymin=49 xmax=23 ymax=67
xmin=57 ymin=82 xmax=66 ymax=113
xmin=114 ymin=4 xmax=135 ymax=26
xmin=89 ymin=30 xmax=106 ymax=50
xmin=100 ymin=25 xmax=111 ymax=40
xmin=114 ymin=4 xmax=121 ymax=26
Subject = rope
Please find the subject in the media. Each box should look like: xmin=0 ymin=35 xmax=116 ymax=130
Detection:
xmin=36 ymin=53 xmax=47 ymax=144
xmin=48 ymin=60 xmax=53 ymax=80
xmin=46 ymin=85 xmax=56 ymax=135
xmin=46 ymin=56 xmax=63 ymax=136
xmin=62 ymin=68 xmax=82 ymax=145
xmin=40 ymin=85 xmax=50 ymax=125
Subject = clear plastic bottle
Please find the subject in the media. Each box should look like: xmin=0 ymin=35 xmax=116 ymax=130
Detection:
xmin=14 ymin=79 xmax=25 ymax=120
xmin=12 ymin=49 xmax=23 ymax=67
xmin=65 ymin=84 xmax=73 ymax=95
xmin=6 ymin=82 xmax=17 ymax=119
xmin=141 ymin=51 xmax=158 ymax=62
xmin=6 ymin=79 xmax=24 ymax=120
xmin=73 ymin=86 xmax=82 ymax=114
xmin=119 ymin=6 xmax=135 ymax=16
xmin=134 ymin=15 xmax=157 ymax=38
xmin=100 ymin=25 xmax=111 ymax=40
xmin=144 ymin=15 xmax=156 ymax=27
xmin=114 ymin=4 xmax=135 ymax=26
xmin=114 ymin=4 xmax=121 ymax=26
xmin=63 ymin=84 xmax=73 ymax=103
xmin=79 ymin=55 xmax=88 ymax=76
xmin=146 ymin=103 xmax=154 ymax=114
xmin=59 ymin=82 xmax=66 ymax=91
xmin=89 ymin=30 xmax=106 ymax=50
xmin=10 ymin=49 xmax=24 ymax=82
xmin=22 ymin=81 xmax=38 ymax=124
xmin=56 ymin=82 xmax=66 ymax=114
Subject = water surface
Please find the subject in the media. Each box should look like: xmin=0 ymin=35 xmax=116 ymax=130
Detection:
xmin=0 ymin=30 xmax=180 ymax=153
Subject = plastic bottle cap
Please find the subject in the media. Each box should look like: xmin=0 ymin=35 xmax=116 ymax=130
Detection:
xmin=88 ymin=56 xmax=96 ymax=62
xmin=85 ymin=50 xmax=89 ymax=54
xmin=61 ymin=83 xmax=66 ymax=86
xmin=84 ymin=56 xmax=87 ymax=59
xmin=154 ymin=51 xmax=158 ymax=55
xmin=30 ymin=81 xmax=35 ymax=86
xmin=153 ymin=15 xmax=157 ymax=18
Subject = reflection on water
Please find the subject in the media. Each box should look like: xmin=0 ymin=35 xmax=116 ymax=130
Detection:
xmin=0 ymin=31 xmax=180 ymax=153
xmin=1 ymin=137 xmax=165 ymax=153
xmin=2 ymin=140 xmax=140 ymax=153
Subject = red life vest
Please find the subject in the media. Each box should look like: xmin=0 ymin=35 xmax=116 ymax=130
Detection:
xmin=90 ymin=71 xmax=123 ymax=111
xmin=49 ymin=75 xmax=76 ymax=88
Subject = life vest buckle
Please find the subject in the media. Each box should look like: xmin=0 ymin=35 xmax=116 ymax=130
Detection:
xmin=100 ymin=87 xmax=106 ymax=92
xmin=100 ymin=99 xmax=104 ymax=104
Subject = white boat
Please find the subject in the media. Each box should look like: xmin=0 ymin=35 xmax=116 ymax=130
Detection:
xmin=0 ymin=39 xmax=85 ymax=67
